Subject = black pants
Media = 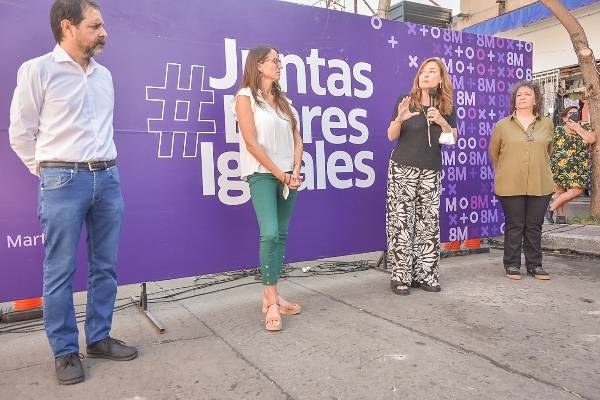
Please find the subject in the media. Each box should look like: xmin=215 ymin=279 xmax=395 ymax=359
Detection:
xmin=498 ymin=195 xmax=552 ymax=269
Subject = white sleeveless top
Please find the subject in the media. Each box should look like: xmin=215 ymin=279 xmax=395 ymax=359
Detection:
xmin=231 ymin=87 xmax=295 ymax=180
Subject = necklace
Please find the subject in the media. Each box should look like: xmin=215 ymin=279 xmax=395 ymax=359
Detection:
xmin=420 ymin=105 xmax=432 ymax=147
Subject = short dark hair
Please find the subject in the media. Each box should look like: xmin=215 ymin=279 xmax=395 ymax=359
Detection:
xmin=50 ymin=0 xmax=100 ymax=43
xmin=509 ymin=80 xmax=542 ymax=116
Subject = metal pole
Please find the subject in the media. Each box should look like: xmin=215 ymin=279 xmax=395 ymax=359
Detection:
xmin=130 ymin=282 xmax=166 ymax=334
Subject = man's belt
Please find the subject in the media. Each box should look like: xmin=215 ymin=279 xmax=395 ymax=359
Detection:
xmin=39 ymin=160 xmax=116 ymax=171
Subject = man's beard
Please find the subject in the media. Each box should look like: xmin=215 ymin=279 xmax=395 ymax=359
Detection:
xmin=82 ymin=40 xmax=106 ymax=58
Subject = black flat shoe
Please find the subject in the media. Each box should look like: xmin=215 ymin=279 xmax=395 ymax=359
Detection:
xmin=419 ymin=282 xmax=441 ymax=292
xmin=545 ymin=206 xmax=554 ymax=224
xmin=555 ymin=216 xmax=567 ymax=224
xmin=391 ymin=281 xmax=409 ymax=295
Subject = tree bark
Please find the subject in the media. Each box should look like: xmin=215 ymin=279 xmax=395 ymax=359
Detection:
xmin=540 ymin=0 xmax=600 ymax=216
xmin=377 ymin=0 xmax=391 ymax=18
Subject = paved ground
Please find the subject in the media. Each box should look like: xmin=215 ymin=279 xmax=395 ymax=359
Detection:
xmin=490 ymin=220 xmax=600 ymax=257
xmin=1 ymin=249 xmax=599 ymax=400
xmin=562 ymin=196 xmax=591 ymax=220
xmin=540 ymin=223 xmax=600 ymax=256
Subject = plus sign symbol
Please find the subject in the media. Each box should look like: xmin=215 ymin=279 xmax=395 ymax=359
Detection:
xmin=146 ymin=63 xmax=216 ymax=158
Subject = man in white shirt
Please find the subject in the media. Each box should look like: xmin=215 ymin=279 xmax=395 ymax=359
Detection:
xmin=9 ymin=0 xmax=137 ymax=385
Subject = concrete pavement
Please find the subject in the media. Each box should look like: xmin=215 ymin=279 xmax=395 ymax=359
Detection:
xmin=541 ymin=223 xmax=600 ymax=256
xmin=491 ymin=222 xmax=600 ymax=257
xmin=1 ymin=249 xmax=599 ymax=400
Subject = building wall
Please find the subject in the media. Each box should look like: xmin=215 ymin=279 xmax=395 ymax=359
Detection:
xmin=455 ymin=0 xmax=537 ymax=30
xmin=494 ymin=3 xmax=600 ymax=73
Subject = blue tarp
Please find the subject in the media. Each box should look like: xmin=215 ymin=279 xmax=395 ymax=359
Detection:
xmin=463 ymin=0 xmax=598 ymax=36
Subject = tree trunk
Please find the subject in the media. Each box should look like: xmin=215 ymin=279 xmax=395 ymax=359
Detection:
xmin=377 ymin=0 xmax=391 ymax=18
xmin=540 ymin=0 xmax=600 ymax=216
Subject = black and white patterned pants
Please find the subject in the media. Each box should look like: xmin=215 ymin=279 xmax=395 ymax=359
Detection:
xmin=386 ymin=160 xmax=441 ymax=286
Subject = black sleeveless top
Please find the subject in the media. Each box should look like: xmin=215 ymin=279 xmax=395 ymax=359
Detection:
xmin=390 ymin=94 xmax=456 ymax=172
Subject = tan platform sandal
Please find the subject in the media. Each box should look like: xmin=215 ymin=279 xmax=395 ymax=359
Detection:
xmin=262 ymin=297 xmax=301 ymax=315
xmin=263 ymin=301 xmax=282 ymax=332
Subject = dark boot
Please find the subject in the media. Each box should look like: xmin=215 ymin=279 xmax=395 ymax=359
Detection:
xmin=87 ymin=337 xmax=138 ymax=361
xmin=505 ymin=265 xmax=522 ymax=280
xmin=527 ymin=266 xmax=551 ymax=280
xmin=55 ymin=353 xmax=84 ymax=385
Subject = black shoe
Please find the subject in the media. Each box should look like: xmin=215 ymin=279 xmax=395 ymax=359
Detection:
xmin=527 ymin=266 xmax=551 ymax=280
xmin=545 ymin=207 xmax=554 ymax=224
xmin=87 ymin=337 xmax=138 ymax=361
xmin=391 ymin=280 xmax=409 ymax=295
xmin=555 ymin=215 xmax=567 ymax=224
xmin=55 ymin=353 xmax=84 ymax=385
xmin=419 ymin=282 xmax=442 ymax=292
xmin=505 ymin=265 xmax=522 ymax=280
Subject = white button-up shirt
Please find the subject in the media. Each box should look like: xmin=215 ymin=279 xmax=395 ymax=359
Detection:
xmin=231 ymin=87 xmax=294 ymax=180
xmin=9 ymin=44 xmax=116 ymax=176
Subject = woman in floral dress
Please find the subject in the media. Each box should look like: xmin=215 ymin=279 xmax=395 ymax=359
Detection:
xmin=547 ymin=106 xmax=597 ymax=224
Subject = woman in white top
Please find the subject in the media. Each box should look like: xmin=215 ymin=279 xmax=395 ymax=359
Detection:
xmin=233 ymin=45 xmax=303 ymax=332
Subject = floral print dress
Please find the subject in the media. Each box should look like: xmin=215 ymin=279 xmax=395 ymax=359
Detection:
xmin=550 ymin=123 xmax=591 ymax=189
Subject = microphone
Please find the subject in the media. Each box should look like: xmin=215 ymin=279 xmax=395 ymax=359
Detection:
xmin=426 ymin=89 xmax=437 ymax=147
xmin=428 ymin=89 xmax=437 ymax=116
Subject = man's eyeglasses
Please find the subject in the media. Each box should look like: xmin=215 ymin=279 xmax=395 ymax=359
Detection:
xmin=260 ymin=58 xmax=282 ymax=66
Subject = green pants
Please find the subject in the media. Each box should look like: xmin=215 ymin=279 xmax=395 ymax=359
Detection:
xmin=247 ymin=173 xmax=298 ymax=285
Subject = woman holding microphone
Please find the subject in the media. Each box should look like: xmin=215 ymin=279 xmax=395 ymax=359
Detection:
xmin=386 ymin=57 xmax=457 ymax=295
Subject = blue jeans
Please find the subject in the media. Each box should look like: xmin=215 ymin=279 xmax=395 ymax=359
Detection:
xmin=38 ymin=165 xmax=124 ymax=358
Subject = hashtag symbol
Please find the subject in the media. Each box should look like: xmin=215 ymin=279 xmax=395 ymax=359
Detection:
xmin=146 ymin=63 xmax=216 ymax=158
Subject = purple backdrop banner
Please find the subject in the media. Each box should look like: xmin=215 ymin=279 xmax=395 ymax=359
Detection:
xmin=0 ymin=0 xmax=532 ymax=302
